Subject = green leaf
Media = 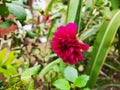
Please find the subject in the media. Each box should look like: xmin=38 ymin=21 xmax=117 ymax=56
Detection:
xmin=8 ymin=77 xmax=20 ymax=85
xmin=95 ymin=0 xmax=104 ymax=6
xmin=27 ymin=79 xmax=34 ymax=89
xmin=7 ymin=65 xmax=17 ymax=75
xmin=86 ymin=10 xmax=120 ymax=89
xmin=12 ymin=60 xmax=24 ymax=68
xmin=6 ymin=3 xmax=26 ymax=21
xmin=80 ymin=26 xmax=100 ymax=41
xmin=0 ymin=48 xmax=7 ymax=65
xmin=109 ymin=0 xmax=120 ymax=9
xmin=66 ymin=0 xmax=79 ymax=23
xmin=0 ymin=21 xmax=12 ymax=28
xmin=59 ymin=60 xmax=67 ymax=77
xmin=73 ymin=75 xmax=89 ymax=88
xmin=66 ymin=0 xmax=83 ymax=32
xmin=26 ymin=32 xmax=36 ymax=38
xmin=53 ymin=79 xmax=70 ymax=90
xmin=75 ymin=0 xmax=83 ymax=31
xmin=64 ymin=66 xmax=78 ymax=82
xmin=0 ymin=67 xmax=10 ymax=77
xmin=4 ymin=51 xmax=17 ymax=65
xmin=21 ymin=65 xmax=40 ymax=76
xmin=0 ymin=4 xmax=9 ymax=17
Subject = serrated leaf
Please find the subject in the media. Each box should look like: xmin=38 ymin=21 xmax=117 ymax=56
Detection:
xmin=0 ymin=21 xmax=12 ymax=28
xmin=4 ymin=51 xmax=17 ymax=65
xmin=6 ymin=3 xmax=26 ymax=21
xmin=0 ymin=67 xmax=10 ymax=77
xmin=0 ymin=4 xmax=9 ymax=17
xmin=64 ymin=66 xmax=78 ymax=82
xmin=27 ymin=79 xmax=34 ymax=89
xmin=21 ymin=65 xmax=40 ymax=76
xmin=53 ymin=79 xmax=70 ymax=90
xmin=8 ymin=77 xmax=20 ymax=85
xmin=7 ymin=65 xmax=17 ymax=75
xmin=0 ymin=48 xmax=7 ymax=65
xmin=74 ymin=75 xmax=89 ymax=88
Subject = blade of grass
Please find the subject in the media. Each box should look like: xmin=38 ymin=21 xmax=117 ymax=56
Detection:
xmin=47 ymin=18 xmax=57 ymax=39
xmin=86 ymin=10 xmax=120 ymax=89
xmin=104 ymin=63 xmax=119 ymax=71
xmin=98 ymin=83 xmax=120 ymax=90
xmin=45 ymin=0 xmax=55 ymax=15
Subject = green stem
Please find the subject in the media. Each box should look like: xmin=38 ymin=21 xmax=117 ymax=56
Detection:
xmin=40 ymin=58 xmax=61 ymax=76
xmin=45 ymin=0 xmax=55 ymax=15
xmin=92 ymin=0 xmax=95 ymax=10
xmin=99 ymin=83 xmax=120 ymax=90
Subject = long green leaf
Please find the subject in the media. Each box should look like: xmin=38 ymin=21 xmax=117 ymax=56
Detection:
xmin=66 ymin=0 xmax=83 ymax=32
xmin=75 ymin=0 xmax=83 ymax=32
xmin=66 ymin=0 xmax=79 ymax=23
xmin=109 ymin=0 xmax=120 ymax=9
xmin=86 ymin=10 xmax=120 ymax=89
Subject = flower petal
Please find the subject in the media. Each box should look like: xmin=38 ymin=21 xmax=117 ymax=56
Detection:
xmin=80 ymin=43 xmax=89 ymax=51
xmin=52 ymin=22 xmax=89 ymax=64
xmin=66 ymin=22 xmax=77 ymax=37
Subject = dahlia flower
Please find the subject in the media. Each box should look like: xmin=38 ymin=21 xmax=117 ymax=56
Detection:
xmin=52 ymin=22 xmax=89 ymax=64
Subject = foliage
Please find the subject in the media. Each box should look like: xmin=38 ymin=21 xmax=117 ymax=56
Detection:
xmin=53 ymin=66 xmax=89 ymax=90
xmin=0 ymin=0 xmax=120 ymax=89
xmin=86 ymin=10 xmax=120 ymax=89
xmin=0 ymin=48 xmax=21 ymax=77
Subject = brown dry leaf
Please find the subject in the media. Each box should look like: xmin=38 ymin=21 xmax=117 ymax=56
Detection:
xmin=0 ymin=73 xmax=8 ymax=87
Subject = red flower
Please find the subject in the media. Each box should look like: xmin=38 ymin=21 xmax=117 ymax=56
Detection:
xmin=52 ymin=22 xmax=89 ymax=64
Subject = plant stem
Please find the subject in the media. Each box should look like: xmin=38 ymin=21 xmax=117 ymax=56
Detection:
xmin=92 ymin=0 xmax=95 ymax=10
xmin=117 ymin=29 xmax=120 ymax=60
xmin=40 ymin=58 xmax=61 ymax=76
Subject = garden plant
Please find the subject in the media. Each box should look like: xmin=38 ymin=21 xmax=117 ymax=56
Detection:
xmin=0 ymin=0 xmax=120 ymax=90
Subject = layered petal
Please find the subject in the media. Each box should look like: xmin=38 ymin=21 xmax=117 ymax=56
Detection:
xmin=52 ymin=22 xmax=89 ymax=64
